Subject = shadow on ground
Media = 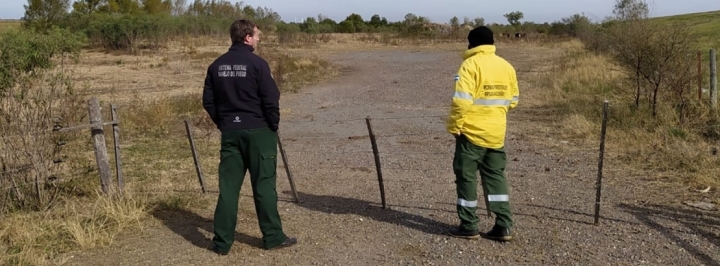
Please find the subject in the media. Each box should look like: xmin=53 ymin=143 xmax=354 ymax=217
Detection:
xmin=521 ymin=203 xmax=641 ymax=226
xmin=150 ymin=203 xmax=263 ymax=250
xmin=289 ymin=191 xmax=453 ymax=235
xmin=617 ymin=202 xmax=720 ymax=266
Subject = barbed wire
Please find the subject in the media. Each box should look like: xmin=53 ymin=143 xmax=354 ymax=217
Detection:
xmin=374 ymin=132 xmax=449 ymax=137
xmin=27 ymin=108 xmax=716 ymax=197
xmin=275 ymin=114 xmax=449 ymax=125
xmin=279 ymin=165 xmax=452 ymax=172
xmin=0 ymin=168 xmax=93 ymax=191
xmin=379 ymin=151 xmax=453 ymax=155
xmin=283 ymin=179 xmax=453 ymax=185
xmin=279 ymin=135 xmax=369 ymax=141
xmin=0 ymin=120 xmax=118 ymax=141
xmin=0 ymin=166 xmax=34 ymax=175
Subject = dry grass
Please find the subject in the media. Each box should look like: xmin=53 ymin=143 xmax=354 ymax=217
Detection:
xmin=531 ymin=39 xmax=720 ymax=191
xmin=0 ymin=20 xmax=19 ymax=33
xmin=6 ymin=31 xmax=714 ymax=265
xmin=0 ymin=33 xmax=362 ymax=265
xmin=0 ymin=33 xmax=572 ymax=265
xmin=0 ymin=193 xmax=147 ymax=265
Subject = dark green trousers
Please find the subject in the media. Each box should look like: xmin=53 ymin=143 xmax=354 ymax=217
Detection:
xmin=453 ymin=134 xmax=513 ymax=231
xmin=212 ymin=127 xmax=287 ymax=251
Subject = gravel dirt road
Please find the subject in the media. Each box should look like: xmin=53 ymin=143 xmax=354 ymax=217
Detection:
xmin=63 ymin=44 xmax=719 ymax=266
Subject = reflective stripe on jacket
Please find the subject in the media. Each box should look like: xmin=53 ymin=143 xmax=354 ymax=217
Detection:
xmin=446 ymin=45 xmax=519 ymax=149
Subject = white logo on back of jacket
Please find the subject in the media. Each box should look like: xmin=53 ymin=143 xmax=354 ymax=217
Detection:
xmin=233 ymin=116 xmax=241 ymax=123
xmin=217 ymin=64 xmax=247 ymax=77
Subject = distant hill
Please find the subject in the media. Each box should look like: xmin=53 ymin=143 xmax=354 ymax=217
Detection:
xmin=650 ymin=10 xmax=720 ymax=49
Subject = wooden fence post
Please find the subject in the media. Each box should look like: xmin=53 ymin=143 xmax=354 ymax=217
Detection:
xmin=711 ymin=49 xmax=718 ymax=109
xmin=88 ymin=98 xmax=112 ymax=195
xmin=594 ymin=100 xmax=609 ymax=226
xmin=698 ymin=51 xmax=702 ymax=100
xmin=277 ymin=134 xmax=299 ymax=203
xmin=111 ymin=104 xmax=124 ymax=194
xmin=365 ymin=116 xmax=387 ymax=209
xmin=184 ymin=120 xmax=207 ymax=193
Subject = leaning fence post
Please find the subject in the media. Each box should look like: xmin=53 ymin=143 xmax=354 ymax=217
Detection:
xmin=594 ymin=100 xmax=609 ymax=226
xmin=184 ymin=120 xmax=207 ymax=193
xmin=111 ymin=104 xmax=124 ymax=194
xmin=277 ymin=134 xmax=299 ymax=203
xmin=88 ymin=98 xmax=112 ymax=195
xmin=365 ymin=116 xmax=387 ymax=209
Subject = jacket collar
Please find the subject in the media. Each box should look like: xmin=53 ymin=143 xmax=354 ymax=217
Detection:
xmin=229 ymin=42 xmax=254 ymax=53
xmin=463 ymin=45 xmax=496 ymax=59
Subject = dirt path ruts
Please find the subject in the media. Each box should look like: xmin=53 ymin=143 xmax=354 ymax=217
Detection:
xmin=63 ymin=45 xmax=719 ymax=266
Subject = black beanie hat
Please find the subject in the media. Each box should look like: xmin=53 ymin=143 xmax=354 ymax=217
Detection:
xmin=467 ymin=26 xmax=494 ymax=48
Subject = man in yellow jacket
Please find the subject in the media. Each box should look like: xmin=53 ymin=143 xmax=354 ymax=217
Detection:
xmin=447 ymin=26 xmax=518 ymax=242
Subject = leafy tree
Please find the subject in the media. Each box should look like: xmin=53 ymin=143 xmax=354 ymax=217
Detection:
xmin=503 ymin=11 xmax=524 ymax=30
xmin=141 ymin=0 xmax=172 ymax=14
xmin=612 ymin=0 xmax=649 ymax=21
xmin=0 ymin=27 xmax=85 ymax=93
xmin=71 ymin=0 xmax=103 ymax=14
xmin=337 ymin=20 xmax=355 ymax=33
xmin=22 ymin=0 xmax=71 ymax=32
xmin=473 ymin=17 xmax=485 ymax=27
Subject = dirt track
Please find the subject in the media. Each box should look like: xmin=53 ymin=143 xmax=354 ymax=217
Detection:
xmin=63 ymin=44 xmax=720 ymax=265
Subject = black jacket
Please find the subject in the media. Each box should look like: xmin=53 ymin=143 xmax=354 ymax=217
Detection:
xmin=202 ymin=43 xmax=280 ymax=132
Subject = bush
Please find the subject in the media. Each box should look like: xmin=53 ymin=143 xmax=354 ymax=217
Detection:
xmin=0 ymin=27 xmax=84 ymax=93
xmin=579 ymin=0 xmax=707 ymax=128
xmin=0 ymin=27 xmax=86 ymax=213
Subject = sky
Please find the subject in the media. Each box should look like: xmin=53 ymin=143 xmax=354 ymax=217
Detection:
xmin=1 ymin=0 xmax=718 ymax=24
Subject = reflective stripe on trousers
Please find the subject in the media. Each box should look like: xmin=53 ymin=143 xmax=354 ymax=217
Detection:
xmin=457 ymin=198 xmax=478 ymax=207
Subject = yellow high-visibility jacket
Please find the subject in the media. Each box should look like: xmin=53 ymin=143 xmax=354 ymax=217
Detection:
xmin=446 ymin=45 xmax=519 ymax=149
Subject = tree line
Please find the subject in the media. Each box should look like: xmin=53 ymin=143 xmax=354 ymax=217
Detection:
xmin=17 ymin=0 xmax=599 ymax=52
xmin=11 ymin=0 xmax=706 ymax=126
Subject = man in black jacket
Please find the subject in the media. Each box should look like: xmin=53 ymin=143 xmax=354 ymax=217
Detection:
xmin=203 ymin=18 xmax=297 ymax=255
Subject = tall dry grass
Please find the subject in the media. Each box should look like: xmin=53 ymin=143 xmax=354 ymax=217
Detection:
xmin=0 ymin=32 xmax=346 ymax=265
xmin=0 ymin=192 xmax=147 ymax=265
xmin=536 ymin=40 xmax=720 ymax=191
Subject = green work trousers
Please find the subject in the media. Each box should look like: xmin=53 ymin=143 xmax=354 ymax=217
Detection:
xmin=453 ymin=134 xmax=513 ymax=231
xmin=212 ymin=127 xmax=287 ymax=251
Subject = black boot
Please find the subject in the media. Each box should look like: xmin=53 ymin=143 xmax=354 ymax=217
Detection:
xmin=267 ymin=237 xmax=298 ymax=250
xmin=209 ymin=245 xmax=229 ymax=255
xmin=449 ymin=226 xmax=480 ymax=240
xmin=485 ymin=225 xmax=512 ymax=242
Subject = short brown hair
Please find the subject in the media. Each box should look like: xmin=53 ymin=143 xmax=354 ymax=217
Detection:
xmin=229 ymin=19 xmax=257 ymax=44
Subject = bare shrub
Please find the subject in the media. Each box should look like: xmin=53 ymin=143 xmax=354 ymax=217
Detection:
xmin=0 ymin=28 xmax=86 ymax=214
xmin=588 ymin=0 xmax=698 ymax=118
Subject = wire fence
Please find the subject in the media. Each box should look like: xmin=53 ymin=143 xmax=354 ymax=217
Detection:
xmin=1 ymin=97 xmax=123 ymax=214
xmin=182 ymin=113 xmax=479 ymax=209
xmin=0 ymin=95 xmax=613 ymax=225
xmin=178 ymin=100 xmax=613 ymax=224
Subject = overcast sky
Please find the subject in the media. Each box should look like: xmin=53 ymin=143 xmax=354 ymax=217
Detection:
xmin=1 ymin=0 xmax=718 ymax=24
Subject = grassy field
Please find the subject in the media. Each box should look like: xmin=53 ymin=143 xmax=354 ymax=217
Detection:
xmin=1 ymin=9 xmax=719 ymax=265
xmin=536 ymin=10 xmax=720 ymax=193
xmin=542 ymin=11 xmax=720 ymax=190
xmin=0 ymin=20 xmax=20 ymax=33
xmin=651 ymin=10 xmax=720 ymax=50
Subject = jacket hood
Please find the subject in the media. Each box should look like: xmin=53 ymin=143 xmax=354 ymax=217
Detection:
xmin=463 ymin=45 xmax=496 ymax=60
